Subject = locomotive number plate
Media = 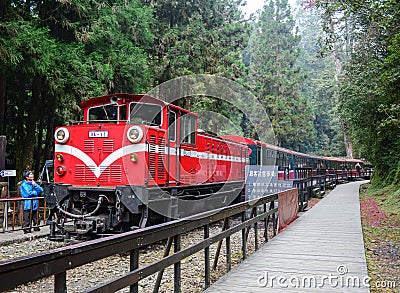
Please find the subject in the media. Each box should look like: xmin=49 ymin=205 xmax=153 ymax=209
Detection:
xmin=88 ymin=130 xmax=109 ymax=138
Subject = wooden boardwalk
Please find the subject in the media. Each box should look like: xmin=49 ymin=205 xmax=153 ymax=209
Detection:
xmin=205 ymin=181 xmax=370 ymax=292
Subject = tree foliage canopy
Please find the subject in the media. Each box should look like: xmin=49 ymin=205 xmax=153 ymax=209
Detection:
xmin=0 ymin=0 xmax=398 ymax=186
xmin=323 ymin=0 xmax=400 ymax=183
xmin=247 ymin=0 xmax=315 ymax=152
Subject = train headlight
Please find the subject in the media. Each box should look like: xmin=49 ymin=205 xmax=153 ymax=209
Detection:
xmin=54 ymin=127 xmax=70 ymax=144
xmin=127 ymin=126 xmax=143 ymax=143
xmin=56 ymin=165 xmax=67 ymax=176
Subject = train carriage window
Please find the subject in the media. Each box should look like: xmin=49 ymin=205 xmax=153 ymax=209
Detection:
xmin=266 ymin=149 xmax=272 ymax=165
xmin=284 ymin=153 xmax=289 ymax=168
xmin=168 ymin=111 xmax=176 ymax=141
xmin=262 ymin=147 xmax=268 ymax=165
xmin=180 ymin=114 xmax=197 ymax=145
xmin=88 ymin=103 xmax=118 ymax=123
xmin=129 ymin=102 xmax=162 ymax=126
xmin=277 ymin=152 xmax=282 ymax=168
xmin=256 ymin=146 xmax=261 ymax=165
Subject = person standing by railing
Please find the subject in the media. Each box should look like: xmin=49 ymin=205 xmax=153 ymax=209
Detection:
xmin=20 ymin=170 xmax=43 ymax=233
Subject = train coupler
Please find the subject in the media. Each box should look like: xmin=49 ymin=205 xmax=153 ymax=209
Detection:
xmin=75 ymin=218 xmax=106 ymax=234
xmin=75 ymin=220 xmax=94 ymax=234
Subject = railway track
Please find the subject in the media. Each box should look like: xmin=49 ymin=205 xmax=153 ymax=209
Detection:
xmin=2 ymin=219 xmax=270 ymax=293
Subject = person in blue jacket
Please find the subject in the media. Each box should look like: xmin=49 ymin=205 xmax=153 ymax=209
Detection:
xmin=20 ymin=170 xmax=43 ymax=233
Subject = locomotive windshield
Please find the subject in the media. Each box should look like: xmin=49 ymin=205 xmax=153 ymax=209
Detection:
xmin=88 ymin=103 xmax=126 ymax=122
xmin=129 ymin=102 xmax=162 ymax=126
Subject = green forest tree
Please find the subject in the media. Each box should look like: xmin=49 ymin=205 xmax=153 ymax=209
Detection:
xmin=150 ymin=0 xmax=250 ymax=133
xmin=335 ymin=1 xmax=400 ymax=183
xmin=1 ymin=0 xmax=398 ymax=187
xmin=0 ymin=0 xmax=153 ymax=180
xmin=150 ymin=0 xmax=248 ymax=83
xmin=295 ymin=2 xmax=345 ymax=156
xmin=301 ymin=0 xmax=357 ymax=158
xmin=0 ymin=0 xmax=251 ymax=182
xmin=247 ymin=0 xmax=315 ymax=152
xmin=309 ymin=0 xmax=400 ymax=183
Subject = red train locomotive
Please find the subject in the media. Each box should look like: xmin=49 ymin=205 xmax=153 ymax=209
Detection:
xmin=44 ymin=94 xmax=248 ymax=240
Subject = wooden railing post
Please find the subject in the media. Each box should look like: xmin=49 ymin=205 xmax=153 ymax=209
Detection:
xmin=154 ymin=237 xmax=173 ymax=293
xmin=226 ymin=217 xmax=231 ymax=272
xmin=272 ymin=201 xmax=277 ymax=237
xmin=204 ymin=224 xmax=210 ymax=289
xmin=54 ymin=271 xmax=67 ymax=293
xmin=174 ymin=234 xmax=181 ymax=293
xmin=263 ymin=204 xmax=268 ymax=243
xmin=130 ymin=248 xmax=139 ymax=293
xmin=241 ymin=211 xmax=247 ymax=259
xmin=254 ymin=207 xmax=258 ymax=251
xmin=299 ymin=180 xmax=304 ymax=211
xmin=213 ymin=218 xmax=228 ymax=269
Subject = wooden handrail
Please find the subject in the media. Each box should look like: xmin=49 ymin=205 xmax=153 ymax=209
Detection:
xmin=0 ymin=190 xmax=285 ymax=293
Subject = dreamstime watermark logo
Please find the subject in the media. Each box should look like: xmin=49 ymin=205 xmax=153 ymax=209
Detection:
xmin=257 ymin=265 xmax=375 ymax=289
xmin=122 ymin=74 xmax=277 ymax=219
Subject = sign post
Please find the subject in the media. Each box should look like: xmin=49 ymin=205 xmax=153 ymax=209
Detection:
xmin=1 ymin=169 xmax=16 ymax=232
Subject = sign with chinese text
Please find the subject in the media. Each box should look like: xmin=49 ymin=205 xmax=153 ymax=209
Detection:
xmin=245 ymin=165 xmax=293 ymax=200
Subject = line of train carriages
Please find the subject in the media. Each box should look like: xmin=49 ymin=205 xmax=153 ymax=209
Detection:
xmin=42 ymin=93 xmax=370 ymax=241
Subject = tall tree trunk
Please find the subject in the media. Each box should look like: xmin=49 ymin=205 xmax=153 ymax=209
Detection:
xmin=44 ymin=93 xmax=56 ymax=161
xmin=15 ymin=74 xmax=41 ymax=179
xmin=0 ymin=69 xmax=6 ymax=135
xmin=34 ymin=112 xmax=44 ymax=177
xmin=341 ymin=121 xmax=353 ymax=159
xmin=24 ymin=75 xmax=42 ymax=170
xmin=0 ymin=0 xmax=8 ymax=20
xmin=328 ymin=11 xmax=353 ymax=159
xmin=35 ymin=83 xmax=53 ymax=177
xmin=15 ymin=75 xmax=26 ymax=179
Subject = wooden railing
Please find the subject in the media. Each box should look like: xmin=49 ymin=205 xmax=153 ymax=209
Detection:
xmin=293 ymin=178 xmax=312 ymax=211
xmin=0 ymin=190 xmax=286 ymax=293
xmin=0 ymin=196 xmax=48 ymax=232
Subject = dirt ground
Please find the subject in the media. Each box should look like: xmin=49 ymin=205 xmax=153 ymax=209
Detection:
xmin=359 ymin=184 xmax=399 ymax=292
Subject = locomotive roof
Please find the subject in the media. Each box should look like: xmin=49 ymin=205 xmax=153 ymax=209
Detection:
xmin=80 ymin=93 xmax=194 ymax=115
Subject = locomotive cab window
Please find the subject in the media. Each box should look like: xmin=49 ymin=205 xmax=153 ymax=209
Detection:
xmin=129 ymin=102 xmax=162 ymax=126
xmin=88 ymin=103 xmax=119 ymax=123
xmin=180 ymin=114 xmax=197 ymax=145
xmin=168 ymin=111 xmax=176 ymax=141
